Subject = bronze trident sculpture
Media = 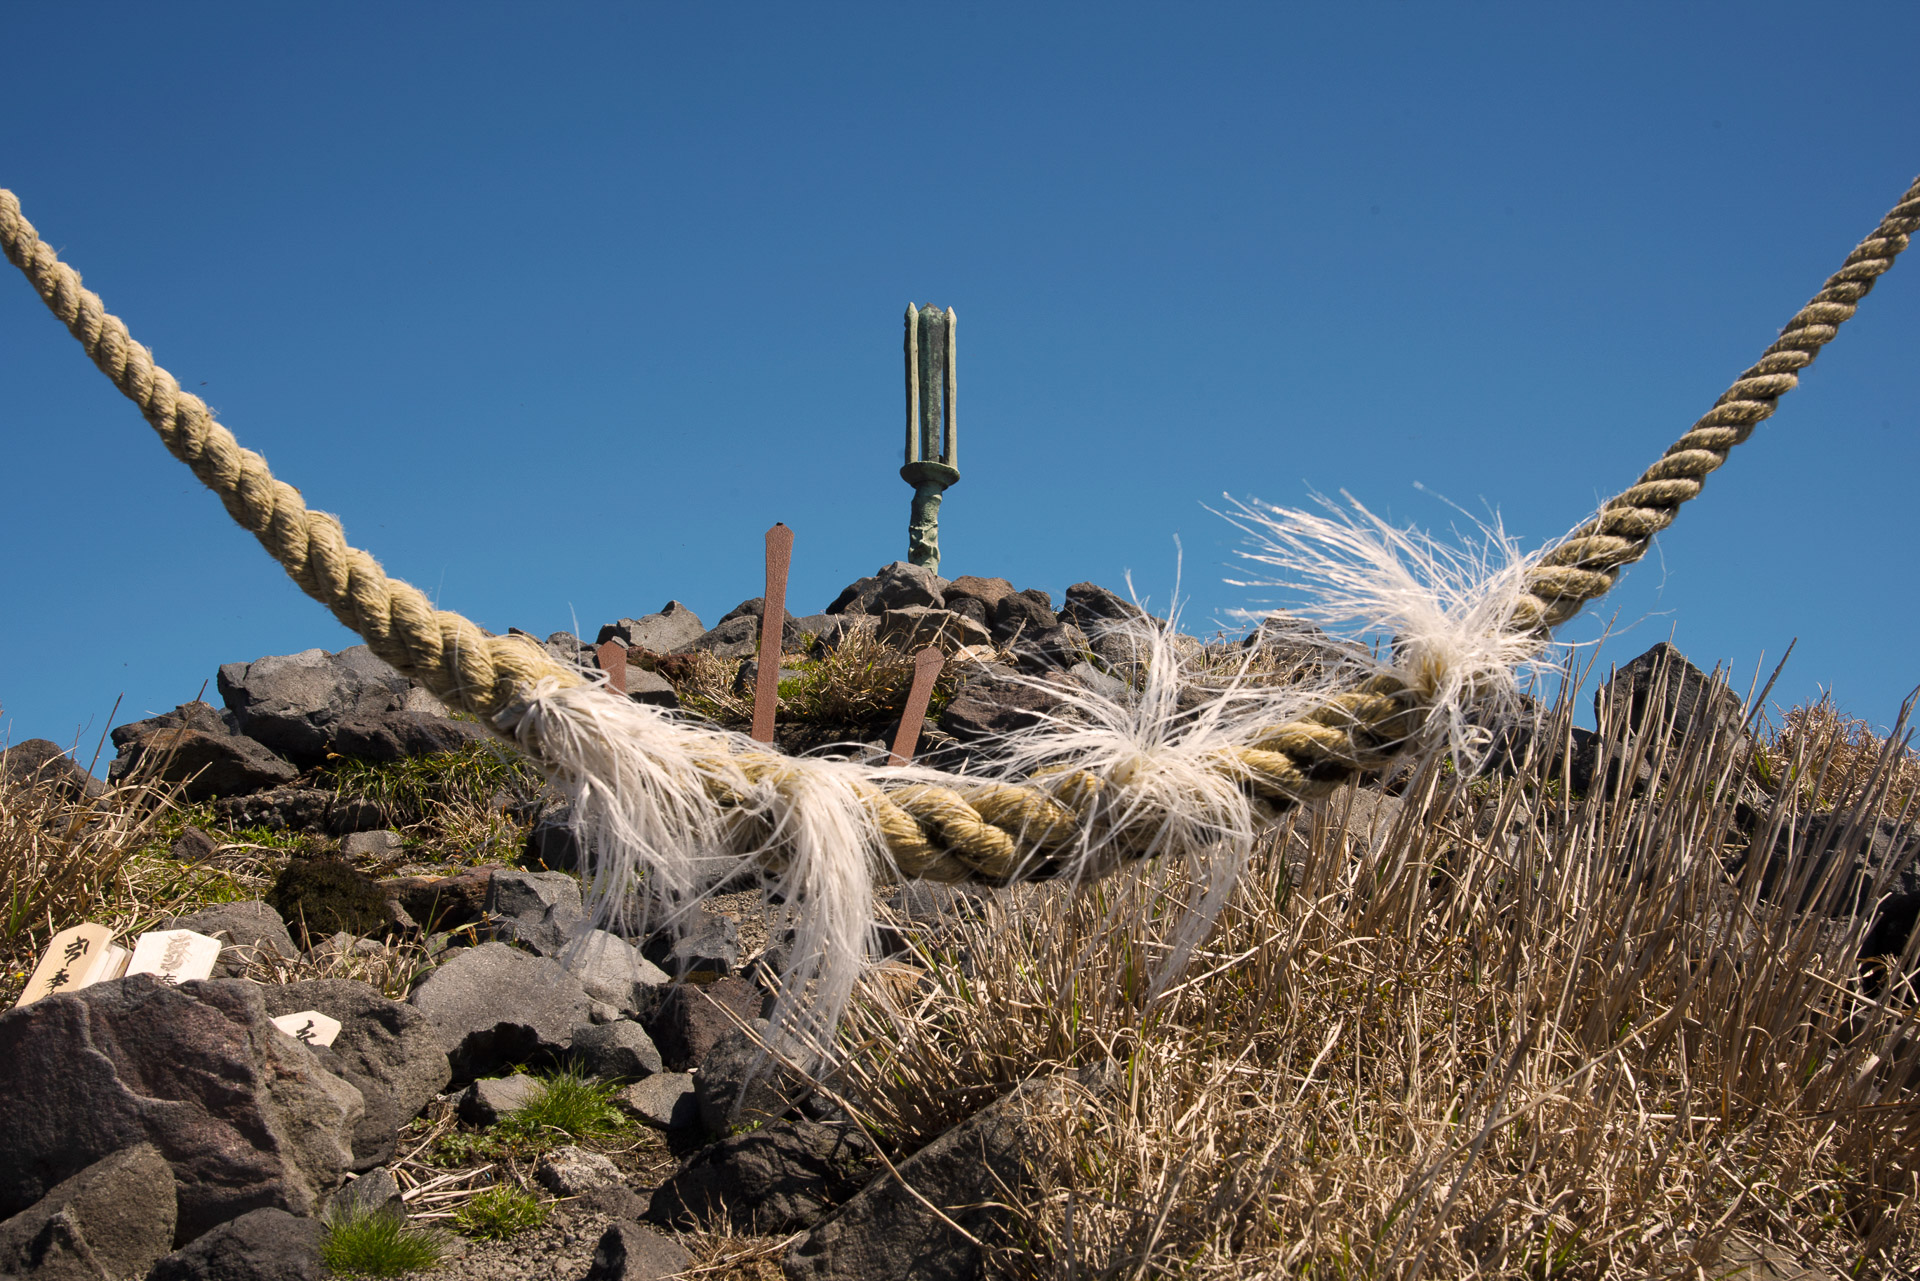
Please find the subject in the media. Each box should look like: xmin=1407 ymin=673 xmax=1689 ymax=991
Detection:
xmin=902 ymin=303 xmax=958 ymax=572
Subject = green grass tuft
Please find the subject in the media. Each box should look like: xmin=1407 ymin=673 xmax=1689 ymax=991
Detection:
xmin=511 ymin=1065 xmax=628 ymax=1140
xmin=324 ymin=739 xmax=542 ymax=825
xmin=452 ymin=1184 xmax=549 ymax=1241
xmin=319 ymin=1209 xmax=444 ymax=1276
xmin=420 ymin=1065 xmax=628 ymax=1168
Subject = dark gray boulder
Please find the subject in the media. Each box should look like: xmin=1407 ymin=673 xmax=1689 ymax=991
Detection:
xmin=1068 ymin=661 xmax=1129 ymax=704
xmin=717 ymin=597 xmax=768 ymax=625
xmin=643 ymin=912 xmax=740 ymax=983
xmin=1060 ymin=581 xmax=1146 ymax=632
xmin=696 ymin=1020 xmax=811 ymax=1137
xmin=323 ymin=1167 xmax=401 ymax=1222
xmin=946 ymin=596 xmax=990 ymax=630
xmin=0 ymin=976 xmax=361 ymax=1244
xmin=824 ymin=574 xmax=880 ymax=616
xmin=534 ymin=1145 xmax=625 ymax=1198
xmin=258 ymin=980 xmax=452 ymax=1170
xmin=585 ymin=1221 xmax=694 ymax=1281
xmin=524 ymin=808 xmax=585 ymax=873
xmin=731 ymin=659 xmax=807 ymax=698
xmin=1562 ymin=725 xmax=1655 ymax=798
xmin=1242 ymin=611 xmax=1359 ymax=663
xmin=458 ymin=1075 xmax=547 ymax=1126
xmin=0 ymin=739 xmax=104 ymax=801
xmin=940 ymin=674 xmax=1073 ymax=743
xmin=1864 ymin=890 xmax=1920 ymax=967
xmin=147 ymin=1208 xmax=325 ymax=1281
xmin=989 ymin=592 xmax=1058 ymax=646
xmin=330 ymin=711 xmax=489 ymax=763
xmin=622 ymin=667 xmax=681 ymax=709
xmin=216 ymin=646 xmax=414 ymax=768
xmin=1741 ymin=812 xmax=1920 ymax=917
xmin=407 ymin=941 xmax=591 ymax=1082
xmin=677 ymin=612 xmax=803 ymax=660
xmin=545 ymin=631 xmax=592 ymax=667
xmin=790 ymin=613 xmax=852 ymax=650
xmin=877 ymin=607 xmax=991 ymax=655
xmin=338 ymin=830 xmax=404 ymax=860
xmin=1012 ymin=623 xmax=1092 ymax=673
xmin=615 ymin=1073 xmax=700 ymax=1131
xmin=570 ymin=1021 xmax=665 ymax=1080
xmin=828 ymin=563 xmax=948 ymax=616
xmin=1088 ymin=626 xmax=1157 ymax=680
xmin=620 ymin=602 xmax=707 ymax=654
xmin=107 ymin=703 xmax=298 ymax=801
xmin=871 ymin=562 xmax=947 ymax=612
xmin=646 ymin=1118 xmax=874 ymax=1233
xmin=386 ymin=866 xmax=496 ymax=934
xmin=485 ymin=869 xmax=585 ymax=957
xmin=786 ymin=1071 xmax=1100 ymax=1281
xmin=0 ymin=1143 xmax=176 ymax=1281
xmin=1593 ymin=642 xmax=1749 ymax=762
xmin=211 ymin=786 xmax=370 ymax=835
xmin=595 ymin=621 xmax=636 ymax=646
xmin=170 ymin=827 xmax=220 ymax=863
xmin=563 ymin=930 xmax=669 ymax=1014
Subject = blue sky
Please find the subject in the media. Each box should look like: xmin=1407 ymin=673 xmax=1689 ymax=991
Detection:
xmin=3 ymin=3 xmax=1917 ymax=759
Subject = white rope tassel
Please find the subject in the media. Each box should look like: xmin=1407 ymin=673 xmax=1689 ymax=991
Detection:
xmin=1220 ymin=492 xmax=1560 ymax=767
xmin=500 ymin=679 xmax=884 ymax=1060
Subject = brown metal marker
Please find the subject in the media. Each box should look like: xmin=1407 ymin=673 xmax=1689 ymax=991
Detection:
xmin=751 ymin=522 xmax=794 ymax=744
xmin=890 ymin=646 xmax=946 ymax=765
xmin=595 ymin=640 xmax=628 ymax=696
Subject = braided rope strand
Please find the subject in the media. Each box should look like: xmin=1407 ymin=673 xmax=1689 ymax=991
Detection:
xmin=0 ymin=191 xmax=579 ymax=722
xmin=1514 ymin=172 xmax=1920 ymax=632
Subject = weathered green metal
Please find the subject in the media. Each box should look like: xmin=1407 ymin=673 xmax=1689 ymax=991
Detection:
xmin=902 ymin=303 xmax=958 ymax=572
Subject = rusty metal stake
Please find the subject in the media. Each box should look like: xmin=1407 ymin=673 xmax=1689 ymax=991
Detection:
xmin=594 ymin=640 xmax=629 ymax=696
xmin=751 ymin=522 xmax=794 ymax=744
xmin=889 ymin=646 xmax=946 ymax=765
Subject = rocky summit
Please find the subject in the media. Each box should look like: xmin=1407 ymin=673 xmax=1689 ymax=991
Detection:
xmin=1 ymin=564 xmax=1914 ymax=1281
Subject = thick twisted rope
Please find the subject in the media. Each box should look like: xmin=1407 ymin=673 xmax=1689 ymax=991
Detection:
xmin=0 ymin=191 xmax=579 ymax=723
xmin=1516 ymin=172 xmax=1920 ymax=631
xmin=4 ymin=177 xmax=1914 ymax=886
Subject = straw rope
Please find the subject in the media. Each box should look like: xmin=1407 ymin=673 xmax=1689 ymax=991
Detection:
xmin=4 ymin=176 xmax=1916 ymax=885
xmin=1516 ymin=173 xmax=1920 ymax=630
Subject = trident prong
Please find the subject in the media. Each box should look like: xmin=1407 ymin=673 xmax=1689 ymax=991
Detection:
xmin=901 ymin=303 xmax=958 ymax=572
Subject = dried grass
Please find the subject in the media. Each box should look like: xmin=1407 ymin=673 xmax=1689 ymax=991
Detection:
xmin=835 ymin=682 xmax=1920 ymax=1279
xmin=1758 ymin=695 xmax=1920 ymax=815
xmin=9 ymin=643 xmax=1919 ymax=1277
xmin=0 ymin=769 xmax=233 ymax=1005
xmin=668 ymin=623 xmax=971 ymax=739
xmin=244 ymin=930 xmax=443 ymax=1001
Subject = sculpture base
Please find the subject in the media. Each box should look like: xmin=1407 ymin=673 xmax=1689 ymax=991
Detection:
xmin=900 ymin=460 xmax=959 ymax=488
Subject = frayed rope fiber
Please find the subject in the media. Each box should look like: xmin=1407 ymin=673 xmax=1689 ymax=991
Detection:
xmin=5 ymin=174 xmax=1916 ymax=1044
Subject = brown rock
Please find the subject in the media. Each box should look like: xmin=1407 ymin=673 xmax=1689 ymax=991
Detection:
xmin=941 ymin=576 xmax=1016 ymax=614
xmin=385 ymin=866 xmax=499 ymax=933
xmin=877 ymin=606 xmax=992 ymax=656
xmin=643 ymin=976 xmax=765 ymax=1071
